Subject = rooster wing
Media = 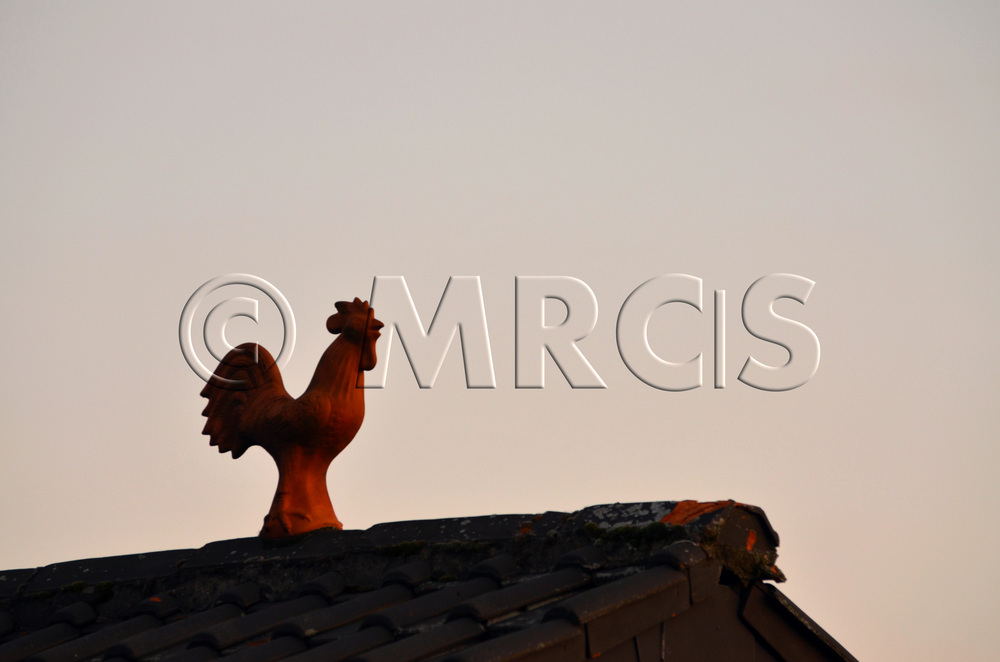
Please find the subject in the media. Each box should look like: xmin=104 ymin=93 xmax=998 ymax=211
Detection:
xmin=200 ymin=343 xmax=292 ymax=459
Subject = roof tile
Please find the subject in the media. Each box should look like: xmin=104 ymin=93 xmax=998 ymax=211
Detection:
xmin=154 ymin=644 xmax=220 ymax=662
xmin=281 ymin=625 xmax=391 ymax=662
xmin=190 ymin=595 xmax=327 ymax=651
xmin=27 ymin=614 xmax=160 ymax=662
xmin=132 ymin=594 xmax=181 ymax=620
xmin=382 ymin=561 xmax=431 ymax=589
xmin=216 ymin=635 xmax=305 ymax=662
xmin=544 ymin=565 xmax=688 ymax=657
xmin=275 ymin=584 xmax=412 ymax=639
xmin=361 ymin=577 xmax=496 ymax=632
xmin=217 ymin=584 xmax=262 ymax=609
xmin=450 ymin=568 xmax=589 ymax=624
xmin=105 ymin=603 xmax=242 ymax=660
xmin=0 ymin=622 xmax=78 ymax=662
xmin=295 ymin=573 xmax=343 ymax=602
xmin=554 ymin=547 xmax=606 ymax=571
xmin=441 ymin=619 xmax=585 ymax=662
xmin=351 ymin=617 xmax=484 ymax=662
xmin=22 ymin=551 xmax=192 ymax=595
xmin=649 ymin=540 xmax=706 ymax=571
xmin=49 ymin=603 xmax=95 ymax=629
xmin=467 ymin=555 xmax=519 ymax=584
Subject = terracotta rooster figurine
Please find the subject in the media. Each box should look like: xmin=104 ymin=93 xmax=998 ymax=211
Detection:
xmin=200 ymin=298 xmax=383 ymax=539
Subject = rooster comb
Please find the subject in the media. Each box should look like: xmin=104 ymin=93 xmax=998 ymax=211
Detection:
xmin=333 ymin=298 xmax=371 ymax=316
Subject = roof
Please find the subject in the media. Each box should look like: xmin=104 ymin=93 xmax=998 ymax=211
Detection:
xmin=0 ymin=501 xmax=857 ymax=662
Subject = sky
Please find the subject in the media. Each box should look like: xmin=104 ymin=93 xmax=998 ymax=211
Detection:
xmin=1 ymin=2 xmax=998 ymax=660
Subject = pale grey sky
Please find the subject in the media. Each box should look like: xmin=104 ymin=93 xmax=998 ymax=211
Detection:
xmin=2 ymin=3 xmax=998 ymax=660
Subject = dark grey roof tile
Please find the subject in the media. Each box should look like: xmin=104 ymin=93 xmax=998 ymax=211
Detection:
xmin=218 ymin=635 xmax=305 ymax=662
xmin=544 ymin=566 xmax=688 ymax=657
xmin=554 ymin=546 xmax=606 ymax=571
xmin=282 ymin=625 xmax=391 ymax=662
xmin=275 ymin=584 xmax=412 ymax=639
xmin=352 ymin=617 xmax=484 ymax=662
xmin=476 ymin=604 xmax=548 ymax=639
xmin=441 ymin=619 xmax=585 ymax=662
xmin=649 ymin=540 xmax=706 ymax=571
xmin=155 ymin=644 xmax=219 ymax=662
xmin=217 ymin=583 xmax=261 ymax=609
xmin=382 ymin=561 xmax=431 ymax=589
xmin=50 ymin=603 xmax=95 ymax=629
xmin=361 ymin=577 xmax=497 ymax=632
xmin=297 ymin=621 xmax=361 ymax=648
xmin=0 ymin=622 xmax=78 ymax=662
xmin=449 ymin=568 xmax=589 ymax=624
xmin=189 ymin=595 xmax=326 ymax=651
xmin=685 ymin=560 xmax=722 ymax=605
xmin=0 ymin=612 xmax=12 ymax=639
xmin=105 ymin=604 xmax=242 ymax=660
xmin=132 ymin=595 xmax=181 ymax=620
xmin=590 ymin=566 xmax=644 ymax=586
xmin=295 ymin=572 xmax=344 ymax=602
xmin=649 ymin=541 xmax=720 ymax=604
xmin=28 ymin=614 xmax=160 ymax=662
xmin=467 ymin=555 xmax=519 ymax=584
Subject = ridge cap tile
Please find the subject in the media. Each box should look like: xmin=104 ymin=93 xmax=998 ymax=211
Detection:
xmin=23 ymin=550 xmax=193 ymax=595
xmin=0 ymin=570 xmax=36 ymax=601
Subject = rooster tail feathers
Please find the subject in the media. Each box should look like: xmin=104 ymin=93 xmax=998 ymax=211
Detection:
xmin=200 ymin=343 xmax=288 ymax=459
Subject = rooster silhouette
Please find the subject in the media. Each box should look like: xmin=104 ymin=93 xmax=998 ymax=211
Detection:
xmin=200 ymin=298 xmax=383 ymax=538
